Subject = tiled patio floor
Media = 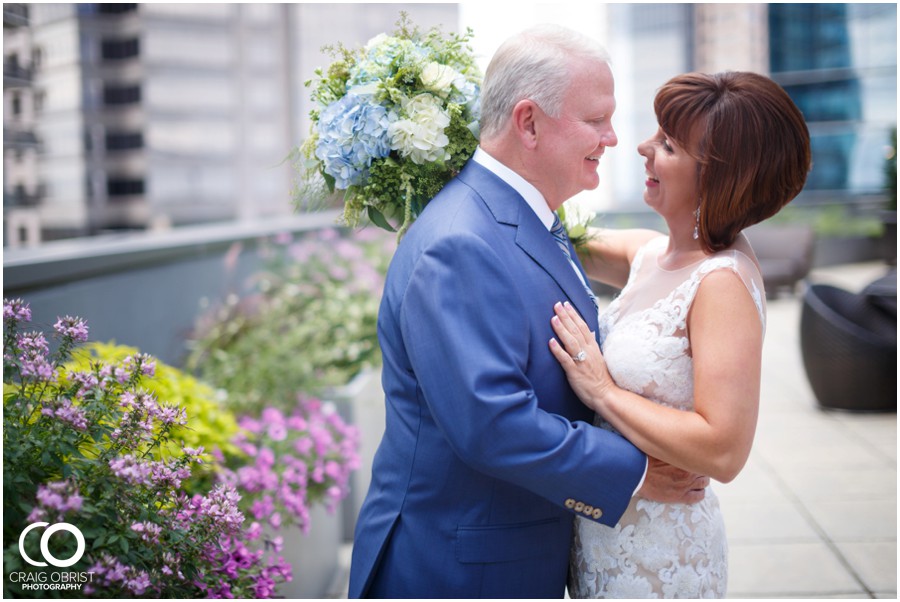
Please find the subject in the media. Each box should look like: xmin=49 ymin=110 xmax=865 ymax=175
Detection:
xmin=720 ymin=262 xmax=896 ymax=599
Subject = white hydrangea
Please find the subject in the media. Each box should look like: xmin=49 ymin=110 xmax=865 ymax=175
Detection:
xmin=388 ymin=93 xmax=451 ymax=165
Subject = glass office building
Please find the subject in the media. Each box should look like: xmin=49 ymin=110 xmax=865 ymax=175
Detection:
xmin=769 ymin=3 xmax=896 ymax=201
xmin=605 ymin=2 xmax=896 ymax=212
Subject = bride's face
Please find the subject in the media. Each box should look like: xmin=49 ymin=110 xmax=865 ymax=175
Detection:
xmin=637 ymin=126 xmax=701 ymax=225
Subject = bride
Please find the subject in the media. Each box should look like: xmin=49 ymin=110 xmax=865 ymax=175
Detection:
xmin=549 ymin=71 xmax=811 ymax=598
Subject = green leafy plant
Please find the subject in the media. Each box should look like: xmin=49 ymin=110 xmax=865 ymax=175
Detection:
xmin=187 ymin=227 xmax=395 ymax=414
xmin=63 ymin=341 xmax=241 ymax=469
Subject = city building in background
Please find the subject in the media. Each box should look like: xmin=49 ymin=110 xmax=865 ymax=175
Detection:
xmin=602 ymin=2 xmax=896 ymax=213
xmin=3 ymin=3 xmax=42 ymax=246
xmin=4 ymin=3 xmax=299 ymax=245
xmin=769 ymin=3 xmax=896 ymax=202
xmin=2 ymin=2 xmax=457 ymax=247
xmin=3 ymin=3 xmax=896 ymax=246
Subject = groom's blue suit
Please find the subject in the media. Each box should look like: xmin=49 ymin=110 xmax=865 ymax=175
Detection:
xmin=348 ymin=160 xmax=647 ymax=598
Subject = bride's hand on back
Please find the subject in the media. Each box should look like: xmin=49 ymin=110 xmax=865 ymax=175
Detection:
xmin=548 ymin=301 xmax=614 ymax=413
xmin=639 ymin=456 xmax=709 ymax=504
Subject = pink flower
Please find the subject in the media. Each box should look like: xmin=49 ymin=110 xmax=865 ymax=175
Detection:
xmin=53 ymin=316 xmax=89 ymax=342
xmin=3 ymin=298 xmax=32 ymax=322
xmin=267 ymin=422 xmax=287 ymax=441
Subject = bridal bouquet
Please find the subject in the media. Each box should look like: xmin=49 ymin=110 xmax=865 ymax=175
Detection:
xmin=294 ymin=14 xmax=482 ymax=237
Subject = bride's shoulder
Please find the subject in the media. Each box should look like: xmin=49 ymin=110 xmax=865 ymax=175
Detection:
xmin=725 ymin=233 xmax=763 ymax=278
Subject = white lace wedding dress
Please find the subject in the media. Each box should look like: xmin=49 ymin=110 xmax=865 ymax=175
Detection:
xmin=568 ymin=236 xmax=766 ymax=599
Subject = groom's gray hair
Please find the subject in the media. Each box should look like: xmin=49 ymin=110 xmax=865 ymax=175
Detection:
xmin=479 ymin=24 xmax=611 ymax=140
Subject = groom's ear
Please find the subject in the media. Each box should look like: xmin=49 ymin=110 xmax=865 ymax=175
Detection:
xmin=511 ymin=99 xmax=539 ymax=150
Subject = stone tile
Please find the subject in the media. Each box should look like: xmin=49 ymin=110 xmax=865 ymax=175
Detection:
xmin=760 ymin=438 xmax=893 ymax=471
xmin=835 ymin=541 xmax=897 ymax=594
xmin=720 ymin=500 xmax=820 ymax=543
xmin=804 ymin=499 xmax=897 ymax=542
xmin=727 ymin=542 xmax=862 ymax=597
xmin=774 ymin=465 xmax=897 ymax=503
xmin=836 ymin=416 xmax=898 ymax=463
xmin=715 ymin=459 xmax=791 ymax=505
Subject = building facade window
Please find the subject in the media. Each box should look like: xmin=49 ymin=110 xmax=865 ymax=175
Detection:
xmin=769 ymin=3 xmax=896 ymax=196
xmin=107 ymin=178 xmax=145 ymax=197
xmin=101 ymin=38 xmax=140 ymax=61
xmin=97 ymin=4 xmax=138 ymax=15
xmin=103 ymin=84 xmax=141 ymax=106
xmin=770 ymin=3 xmax=853 ymax=72
xmin=105 ymin=132 xmax=144 ymax=151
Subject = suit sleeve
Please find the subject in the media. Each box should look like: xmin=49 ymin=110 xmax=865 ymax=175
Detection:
xmin=399 ymin=232 xmax=646 ymax=526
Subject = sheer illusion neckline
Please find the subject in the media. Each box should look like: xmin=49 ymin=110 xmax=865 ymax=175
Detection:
xmin=654 ymin=245 xmax=760 ymax=275
xmin=654 ymin=253 xmax=708 ymax=273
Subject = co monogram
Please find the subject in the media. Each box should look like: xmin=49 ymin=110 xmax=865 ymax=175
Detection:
xmin=18 ymin=522 xmax=86 ymax=568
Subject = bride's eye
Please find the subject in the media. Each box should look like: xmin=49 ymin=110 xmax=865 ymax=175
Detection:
xmin=661 ymin=139 xmax=674 ymax=153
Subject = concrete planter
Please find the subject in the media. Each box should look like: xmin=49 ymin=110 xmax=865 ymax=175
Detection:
xmin=327 ymin=367 xmax=385 ymax=542
xmin=813 ymin=235 xmax=886 ymax=268
xmin=272 ymin=503 xmax=343 ymax=598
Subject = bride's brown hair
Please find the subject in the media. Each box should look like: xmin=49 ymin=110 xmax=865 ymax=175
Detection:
xmin=653 ymin=72 xmax=811 ymax=253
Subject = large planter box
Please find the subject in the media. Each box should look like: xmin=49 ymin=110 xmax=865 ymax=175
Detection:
xmin=328 ymin=368 xmax=386 ymax=542
xmin=273 ymin=503 xmax=343 ymax=598
xmin=813 ymin=235 xmax=885 ymax=268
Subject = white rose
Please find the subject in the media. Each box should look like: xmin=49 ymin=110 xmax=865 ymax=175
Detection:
xmin=420 ymin=62 xmax=461 ymax=97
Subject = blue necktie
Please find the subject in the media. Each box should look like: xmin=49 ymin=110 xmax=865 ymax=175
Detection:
xmin=551 ymin=213 xmax=598 ymax=311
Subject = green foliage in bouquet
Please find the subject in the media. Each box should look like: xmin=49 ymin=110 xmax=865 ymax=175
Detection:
xmin=294 ymin=13 xmax=482 ymax=237
xmin=187 ymin=228 xmax=395 ymax=414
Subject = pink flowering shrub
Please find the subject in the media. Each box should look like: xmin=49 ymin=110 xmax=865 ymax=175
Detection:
xmin=2 ymin=299 xmax=290 ymax=598
xmin=219 ymin=400 xmax=361 ymax=535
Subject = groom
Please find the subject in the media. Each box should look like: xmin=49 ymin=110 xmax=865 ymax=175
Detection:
xmin=349 ymin=24 xmax=707 ymax=598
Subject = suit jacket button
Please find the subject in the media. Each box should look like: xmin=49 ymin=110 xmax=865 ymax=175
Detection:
xmin=583 ymin=505 xmax=594 ymax=516
xmin=574 ymin=501 xmax=585 ymax=512
xmin=565 ymin=498 xmax=576 ymax=509
xmin=592 ymin=508 xmax=603 ymax=520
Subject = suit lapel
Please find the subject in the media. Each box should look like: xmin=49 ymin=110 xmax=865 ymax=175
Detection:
xmin=456 ymin=162 xmax=600 ymax=330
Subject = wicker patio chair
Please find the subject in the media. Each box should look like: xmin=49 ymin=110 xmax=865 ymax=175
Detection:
xmin=800 ymin=283 xmax=897 ymax=412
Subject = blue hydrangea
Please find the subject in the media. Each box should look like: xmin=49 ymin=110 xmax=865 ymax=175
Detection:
xmin=349 ymin=36 xmax=429 ymax=88
xmin=452 ymin=80 xmax=482 ymax=123
xmin=315 ymin=94 xmax=395 ymax=189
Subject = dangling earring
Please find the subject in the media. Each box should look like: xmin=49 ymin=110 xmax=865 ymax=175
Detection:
xmin=692 ymin=206 xmax=701 ymax=240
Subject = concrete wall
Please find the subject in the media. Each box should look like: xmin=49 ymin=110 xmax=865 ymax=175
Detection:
xmin=3 ymin=211 xmax=340 ymax=366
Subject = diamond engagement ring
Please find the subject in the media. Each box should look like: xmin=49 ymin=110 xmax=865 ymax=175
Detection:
xmin=573 ymin=350 xmax=587 ymax=363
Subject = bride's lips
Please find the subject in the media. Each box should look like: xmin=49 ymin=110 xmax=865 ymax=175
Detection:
xmin=645 ymin=169 xmax=659 ymax=187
